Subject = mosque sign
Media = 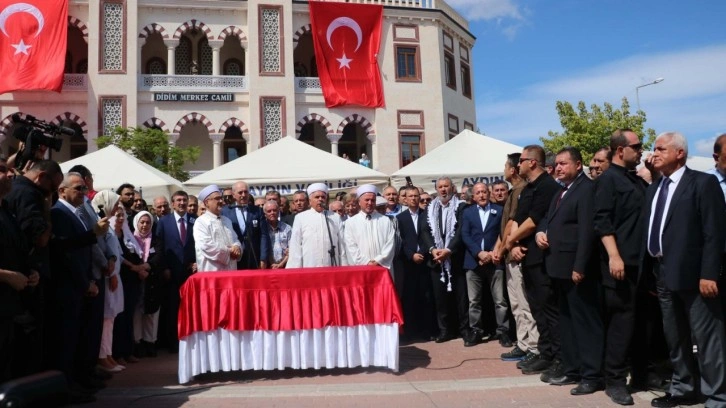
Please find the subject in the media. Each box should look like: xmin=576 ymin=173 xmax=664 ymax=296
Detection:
xmin=153 ymin=93 xmax=235 ymax=102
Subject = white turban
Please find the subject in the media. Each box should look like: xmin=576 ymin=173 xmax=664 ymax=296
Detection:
xmin=356 ymin=184 xmax=377 ymax=197
xmin=199 ymin=184 xmax=222 ymax=202
xmin=375 ymin=196 xmax=387 ymax=207
xmin=306 ymin=182 xmax=329 ymax=196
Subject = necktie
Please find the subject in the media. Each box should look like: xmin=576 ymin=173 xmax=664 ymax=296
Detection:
xmin=76 ymin=207 xmax=91 ymax=230
xmin=366 ymin=214 xmax=371 ymax=220
xmin=555 ymin=186 xmax=568 ymax=208
xmin=648 ymin=177 xmax=672 ymax=256
xmin=179 ymin=217 xmax=186 ymax=246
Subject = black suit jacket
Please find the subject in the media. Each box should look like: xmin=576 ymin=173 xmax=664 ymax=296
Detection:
xmin=222 ymin=204 xmax=270 ymax=269
xmin=420 ymin=201 xmax=468 ymax=269
xmin=641 ymin=167 xmax=726 ymax=291
xmin=156 ymin=213 xmax=196 ymax=285
xmin=539 ymin=174 xmax=597 ymax=279
xmin=396 ymin=208 xmax=430 ymax=263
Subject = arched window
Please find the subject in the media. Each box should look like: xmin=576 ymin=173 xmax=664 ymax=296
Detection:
xmin=223 ymin=58 xmax=243 ymax=76
xmin=146 ymin=57 xmax=166 ymax=74
xmin=175 ymin=36 xmax=192 ymax=75
xmin=198 ymin=38 xmax=212 ymax=75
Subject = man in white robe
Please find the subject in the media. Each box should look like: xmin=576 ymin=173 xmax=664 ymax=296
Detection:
xmin=344 ymin=185 xmax=396 ymax=274
xmin=193 ymin=185 xmax=242 ymax=272
xmin=287 ymin=183 xmax=344 ymax=268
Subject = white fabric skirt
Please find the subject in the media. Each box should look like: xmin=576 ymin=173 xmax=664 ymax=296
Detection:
xmin=178 ymin=323 xmax=399 ymax=383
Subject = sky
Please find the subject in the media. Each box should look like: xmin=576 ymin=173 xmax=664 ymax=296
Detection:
xmin=448 ymin=0 xmax=726 ymax=157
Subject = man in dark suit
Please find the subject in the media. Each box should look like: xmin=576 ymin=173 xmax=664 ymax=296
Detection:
xmin=282 ymin=190 xmax=309 ymax=226
xmin=155 ymin=190 xmax=196 ymax=353
xmin=461 ymin=182 xmax=509 ymax=347
xmin=535 ymin=147 xmax=604 ymax=394
xmin=505 ymin=144 xmax=561 ymax=374
xmin=222 ymin=181 xmax=269 ymax=269
xmin=49 ymin=172 xmax=109 ymax=403
xmin=396 ymin=185 xmax=435 ymax=341
xmin=420 ymin=176 xmax=469 ymax=343
xmin=643 ymin=132 xmax=726 ymax=408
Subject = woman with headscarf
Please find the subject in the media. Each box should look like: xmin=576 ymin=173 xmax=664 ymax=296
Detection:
xmin=91 ymin=191 xmax=125 ymax=372
xmin=130 ymin=211 xmax=165 ymax=358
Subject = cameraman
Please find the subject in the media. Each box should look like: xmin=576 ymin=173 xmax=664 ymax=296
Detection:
xmin=0 ymin=157 xmax=40 ymax=381
xmin=4 ymin=159 xmax=63 ymax=375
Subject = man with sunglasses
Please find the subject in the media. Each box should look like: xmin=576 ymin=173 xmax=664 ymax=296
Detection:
xmin=592 ymin=128 xmax=654 ymax=404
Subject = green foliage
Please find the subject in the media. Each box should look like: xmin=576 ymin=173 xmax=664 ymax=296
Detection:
xmin=540 ymin=98 xmax=656 ymax=162
xmin=96 ymin=126 xmax=200 ymax=182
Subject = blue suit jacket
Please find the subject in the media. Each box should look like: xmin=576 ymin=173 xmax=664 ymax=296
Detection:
xmin=461 ymin=203 xmax=503 ymax=270
xmin=221 ymin=204 xmax=269 ymax=269
xmin=156 ymin=213 xmax=196 ymax=285
xmin=49 ymin=201 xmax=97 ymax=292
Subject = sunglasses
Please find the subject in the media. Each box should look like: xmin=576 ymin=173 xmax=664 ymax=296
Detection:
xmin=70 ymin=185 xmax=89 ymax=192
xmin=518 ymin=157 xmax=535 ymax=163
xmin=627 ymin=143 xmax=643 ymax=151
xmin=422 ymin=198 xmax=432 ymax=203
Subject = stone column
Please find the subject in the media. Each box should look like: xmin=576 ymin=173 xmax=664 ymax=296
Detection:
xmin=168 ymin=133 xmax=180 ymax=147
xmin=327 ymin=133 xmax=342 ymax=157
xmin=163 ymin=39 xmax=179 ymax=75
xmin=367 ymin=133 xmax=377 ymax=169
xmin=208 ymin=40 xmax=224 ymax=76
xmin=210 ymin=133 xmax=225 ymax=168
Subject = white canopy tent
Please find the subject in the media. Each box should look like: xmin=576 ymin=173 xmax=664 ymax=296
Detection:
xmin=391 ymin=130 xmax=523 ymax=192
xmin=60 ymin=145 xmax=185 ymax=199
xmin=686 ymin=155 xmax=716 ymax=172
xmin=184 ymin=136 xmax=390 ymax=196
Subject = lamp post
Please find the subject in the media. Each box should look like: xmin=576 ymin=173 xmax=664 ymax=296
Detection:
xmin=635 ymin=77 xmax=664 ymax=111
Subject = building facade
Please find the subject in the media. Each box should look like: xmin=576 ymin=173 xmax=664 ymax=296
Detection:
xmin=0 ymin=0 xmax=476 ymax=177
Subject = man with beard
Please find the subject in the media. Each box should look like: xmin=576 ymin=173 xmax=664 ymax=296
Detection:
xmin=287 ymin=183 xmax=344 ymax=268
xmin=117 ymin=184 xmax=138 ymax=230
xmin=420 ymin=177 xmax=469 ymax=344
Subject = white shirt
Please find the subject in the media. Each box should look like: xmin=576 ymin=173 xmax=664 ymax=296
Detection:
xmin=287 ymin=209 xmax=344 ymax=268
xmin=409 ymin=209 xmax=419 ymax=233
xmin=193 ymin=212 xmax=242 ymax=272
xmin=648 ymin=166 xmax=686 ymax=257
xmin=344 ymin=212 xmax=396 ymax=271
xmin=478 ymin=204 xmax=491 ymax=250
xmin=706 ymin=167 xmax=726 ymax=202
xmin=58 ymin=199 xmax=85 ymax=226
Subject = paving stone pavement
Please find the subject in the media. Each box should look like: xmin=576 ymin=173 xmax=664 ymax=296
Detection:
xmin=79 ymin=338 xmax=700 ymax=408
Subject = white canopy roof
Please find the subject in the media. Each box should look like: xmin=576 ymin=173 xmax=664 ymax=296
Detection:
xmin=391 ymin=129 xmax=523 ymax=191
xmin=184 ymin=136 xmax=390 ymax=196
xmin=60 ymin=145 xmax=185 ymax=199
xmin=686 ymin=155 xmax=716 ymax=172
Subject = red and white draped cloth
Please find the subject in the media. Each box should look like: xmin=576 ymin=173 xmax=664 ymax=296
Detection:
xmin=177 ymin=266 xmax=403 ymax=384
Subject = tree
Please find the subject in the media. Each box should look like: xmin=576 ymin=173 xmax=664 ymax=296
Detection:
xmin=97 ymin=126 xmax=200 ymax=182
xmin=540 ymin=97 xmax=656 ymax=163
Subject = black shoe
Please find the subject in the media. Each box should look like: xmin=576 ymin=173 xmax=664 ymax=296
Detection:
xmin=516 ymin=351 xmax=538 ymax=369
xmin=133 ymin=341 xmax=146 ymax=358
xmin=650 ymin=393 xmax=699 ymax=407
xmin=521 ymin=357 xmax=552 ymax=374
xmin=539 ymin=360 xmax=564 ymax=383
xmin=606 ymin=385 xmax=634 ymax=406
xmin=629 ymin=373 xmax=670 ymax=392
xmin=501 ymin=345 xmax=527 ymax=361
xmin=549 ymin=374 xmax=581 ymax=386
xmin=570 ymin=381 xmax=604 ymax=395
xmin=498 ymin=333 xmax=513 ymax=348
xmin=434 ymin=331 xmax=455 ymax=343
xmin=147 ymin=342 xmax=158 ymax=357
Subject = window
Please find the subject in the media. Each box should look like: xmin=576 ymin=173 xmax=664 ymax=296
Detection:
xmin=444 ymin=52 xmax=456 ymax=89
xmin=461 ymin=63 xmax=472 ymax=98
xmin=400 ymin=134 xmax=422 ymax=166
xmin=448 ymin=114 xmax=459 ymax=139
xmin=395 ymin=46 xmax=420 ymax=81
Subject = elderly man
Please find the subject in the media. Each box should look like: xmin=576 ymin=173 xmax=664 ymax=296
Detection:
xmin=421 ymin=176 xmax=469 ymax=344
xmin=222 ymin=181 xmax=269 ymax=270
xmin=287 ymin=183 xmax=344 ymax=268
xmin=344 ymin=185 xmax=396 ymax=275
xmin=283 ymin=190 xmax=309 ymax=226
xmin=644 ymin=132 xmax=726 ymax=408
xmin=153 ymin=196 xmax=170 ymax=220
xmin=187 ymin=195 xmax=199 ymax=217
xmin=132 ymin=190 xmax=145 ymax=212
xmin=461 ymin=182 xmax=509 ymax=347
xmin=264 ymin=200 xmax=291 ymax=269
xmin=383 ymin=186 xmax=402 ymax=216
xmin=193 ymin=185 xmax=242 ymax=272
xmin=329 ymin=200 xmax=346 ymax=220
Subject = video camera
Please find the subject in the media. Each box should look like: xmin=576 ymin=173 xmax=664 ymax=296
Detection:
xmin=12 ymin=114 xmax=75 ymax=171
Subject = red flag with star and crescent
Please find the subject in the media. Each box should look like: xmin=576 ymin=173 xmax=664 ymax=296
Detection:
xmin=0 ymin=0 xmax=68 ymax=94
xmin=309 ymin=2 xmax=385 ymax=108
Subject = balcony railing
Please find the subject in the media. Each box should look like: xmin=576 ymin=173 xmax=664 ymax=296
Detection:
xmin=63 ymin=74 xmax=87 ymax=91
xmin=295 ymin=77 xmax=322 ymax=94
xmin=138 ymin=75 xmax=248 ymax=92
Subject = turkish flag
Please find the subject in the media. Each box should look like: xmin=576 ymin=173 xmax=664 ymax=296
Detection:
xmin=309 ymin=2 xmax=385 ymax=108
xmin=0 ymin=0 xmax=68 ymax=94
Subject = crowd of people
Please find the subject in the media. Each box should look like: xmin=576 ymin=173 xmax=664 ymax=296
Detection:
xmin=1 ymin=129 xmax=726 ymax=407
